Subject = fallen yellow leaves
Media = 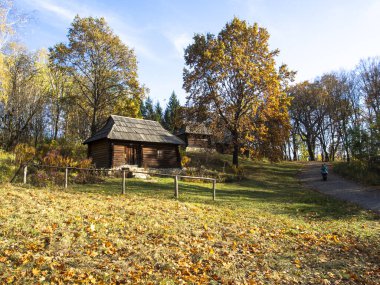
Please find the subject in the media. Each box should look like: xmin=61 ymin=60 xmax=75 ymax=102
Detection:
xmin=0 ymin=184 xmax=379 ymax=284
xmin=32 ymin=268 xmax=40 ymax=276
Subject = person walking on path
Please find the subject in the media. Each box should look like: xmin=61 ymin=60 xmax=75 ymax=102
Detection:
xmin=321 ymin=163 xmax=328 ymax=181
xmin=299 ymin=162 xmax=380 ymax=214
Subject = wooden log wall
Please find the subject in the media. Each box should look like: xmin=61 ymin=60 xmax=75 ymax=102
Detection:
xmin=142 ymin=144 xmax=180 ymax=168
xmin=88 ymin=139 xmax=111 ymax=168
xmin=187 ymin=134 xmax=209 ymax=148
xmin=112 ymin=144 xmax=125 ymax=168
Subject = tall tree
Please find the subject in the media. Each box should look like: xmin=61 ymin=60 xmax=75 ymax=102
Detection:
xmin=49 ymin=16 xmax=145 ymax=138
xmin=153 ymin=101 xmax=163 ymax=124
xmin=163 ymin=91 xmax=180 ymax=131
xmin=0 ymin=0 xmax=30 ymax=51
xmin=289 ymin=81 xmax=328 ymax=161
xmin=141 ymin=97 xmax=154 ymax=120
xmin=183 ymin=17 xmax=293 ymax=165
xmin=357 ymin=57 xmax=380 ymax=159
xmin=0 ymin=49 xmax=48 ymax=149
xmin=46 ymin=62 xmax=72 ymax=140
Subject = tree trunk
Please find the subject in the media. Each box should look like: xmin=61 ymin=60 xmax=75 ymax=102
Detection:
xmin=53 ymin=105 xmax=61 ymax=140
xmin=232 ymin=131 xmax=239 ymax=166
xmin=233 ymin=143 xmax=239 ymax=166
xmin=91 ymin=109 xmax=97 ymax=136
xmin=292 ymin=134 xmax=298 ymax=161
xmin=306 ymin=140 xmax=315 ymax=161
xmin=346 ymin=150 xmax=350 ymax=163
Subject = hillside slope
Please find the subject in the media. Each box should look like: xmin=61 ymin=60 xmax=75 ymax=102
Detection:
xmin=0 ymin=159 xmax=379 ymax=284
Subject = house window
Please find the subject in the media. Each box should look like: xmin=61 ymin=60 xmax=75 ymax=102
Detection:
xmin=157 ymin=150 xmax=163 ymax=159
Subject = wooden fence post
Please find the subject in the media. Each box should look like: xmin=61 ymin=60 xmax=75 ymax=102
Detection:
xmin=64 ymin=168 xmax=68 ymax=188
xmin=174 ymin=175 xmax=179 ymax=199
xmin=212 ymin=179 xmax=216 ymax=201
xmin=23 ymin=165 xmax=28 ymax=184
xmin=122 ymin=170 xmax=126 ymax=194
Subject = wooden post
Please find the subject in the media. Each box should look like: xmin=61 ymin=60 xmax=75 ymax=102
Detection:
xmin=174 ymin=175 xmax=179 ymax=199
xmin=64 ymin=168 xmax=68 ymax=188
xmin=212 ymin=180 xmax=216 ymax=201
xmin=122 ymin=170 xmax=126 ymax=194
xmin=23 ymin=165 xmax=28 ymax=184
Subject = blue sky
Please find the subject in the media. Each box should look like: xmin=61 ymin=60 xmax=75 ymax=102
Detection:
xmin=17 ymin=0 xmax=380 ymax=106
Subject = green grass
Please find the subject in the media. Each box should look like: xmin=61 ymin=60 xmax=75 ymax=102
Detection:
xmin=0 ymin=149 xmax=16 ymax=183
xmin=333 ymin=160 xmax=380 ymax=186
xmin=0 ymin=157 xmax=379 ymax=284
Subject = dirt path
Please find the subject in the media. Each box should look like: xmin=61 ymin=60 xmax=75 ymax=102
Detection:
xmin=299 ymin=162 xmax=380 ymax=214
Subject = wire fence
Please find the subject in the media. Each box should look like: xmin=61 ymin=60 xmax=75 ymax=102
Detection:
xmin=20 ymin=164 xmax=217 ymax=200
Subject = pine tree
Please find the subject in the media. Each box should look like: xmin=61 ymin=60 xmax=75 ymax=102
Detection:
xmin=153 ymin=101 xmax=163 ymax=124
xmin=141 ymin=97 xmax=154 ymax=120
xmin=163 ymin=91 xmax=180 ymax=131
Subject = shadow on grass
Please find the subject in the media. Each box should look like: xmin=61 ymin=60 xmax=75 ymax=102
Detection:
xmin=67 ymin=164 xmax=377 ymax=221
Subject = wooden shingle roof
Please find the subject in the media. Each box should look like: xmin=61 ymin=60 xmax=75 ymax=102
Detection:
xmin=83 ymin=115 xmax=185 ymax=145
xmin=176 ymin=123 xmax=211 ymax=136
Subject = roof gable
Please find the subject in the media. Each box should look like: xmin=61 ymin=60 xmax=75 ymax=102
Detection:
xmin=84 ymin=115 xmax=185 ymax=145
xmin=176 ymin=123 xmax=212 ymax=136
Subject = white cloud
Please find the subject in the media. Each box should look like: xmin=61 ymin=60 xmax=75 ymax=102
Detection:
xmin=28 ymin=0 xmax=76 ymax=21
xmin=25 ymin=0 xmax=162 ymax=62
xmin=173 ymin=33 xmax=192 ymax=57
xmin=165 ymin=33 xmax=192 ymax=58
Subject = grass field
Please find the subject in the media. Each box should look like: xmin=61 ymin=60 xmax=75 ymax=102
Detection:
xmin=0 ymin=159 xmax=379 ymax=284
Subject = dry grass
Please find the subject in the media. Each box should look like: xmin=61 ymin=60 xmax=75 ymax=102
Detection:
xmin=0 ymin=161 xmax=379 ymax=284
xmin=333 ymin=161 xmax=380 ymax=186
xmin=0 ymin=150 xmax=16 ymax=183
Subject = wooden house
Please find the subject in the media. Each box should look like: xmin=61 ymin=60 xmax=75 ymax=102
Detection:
xmin=83 ymin=115 xmax=185 ymax=169
xmin=176 ymin=123 xmax=213 ymax=150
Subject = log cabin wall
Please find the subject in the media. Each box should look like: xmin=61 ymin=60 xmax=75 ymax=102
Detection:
xmin=187 ymin=134 xmax=210 ymax=148
xmin=88 ymin=139 xmax=111 ymax=168
xmin=112 ymin=144 xmax=125 ymax=168
xmin=111 ymin=142 xmax=142 ymax=168
xmin=89 ymin=140 xmax=181 ymax=169
xmin=142 ymin=143 xmax=180 ymax=168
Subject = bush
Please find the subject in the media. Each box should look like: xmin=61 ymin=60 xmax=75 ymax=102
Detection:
xmin=181 ymin=155 xmax=191 ymax=168
xmin=30 ymin=170 xmax=49 ymax=187
xmin=38 ymin=140 xmax=87 ymax=161
xmin=14 ymin=143 xmax=36 ymax=165
xmin=42 ymin=149 xmax=75 ymax=167
xmin=333 ymin=161 xmax=380 ymax=186
xmin=29 ymin=147 xmax=100 ymax=186
xmin=73 ymin=158 xmax=104 ymax=184
xmin=231 ymin=165 xmax=246 ymax=181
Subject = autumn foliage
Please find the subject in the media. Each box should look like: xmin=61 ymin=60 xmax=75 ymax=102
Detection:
xmin=0 ymin=161 xmax=379 ymax=284
xmin=183 ymin=17 xmax=294 ymax=165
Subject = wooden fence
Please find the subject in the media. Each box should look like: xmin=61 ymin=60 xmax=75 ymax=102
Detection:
xmin=22 ymin=164 xmax=217 ymax=200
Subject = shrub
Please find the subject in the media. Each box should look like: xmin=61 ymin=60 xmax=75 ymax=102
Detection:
xmin=29 ymin=147 xmax=99 ymax=186
xmin=30 ymin=170 xmax=49 ymax=187
xmin=42 ymin=149 xmax=75 ymax=167
xmin=181 ymin=155 xmax=191 ymax=168
xmin=38 ymin=140 xmax=87 ymax=161
xmin=14 ymin=143 xmax=36 ymax=165
xmin=231 ymin=165 xmax=246 ymax=181
xmin=333 ymin=160 xmax=380 ymax=186
xmin=73 ymin=158 xmax=103 ymax=184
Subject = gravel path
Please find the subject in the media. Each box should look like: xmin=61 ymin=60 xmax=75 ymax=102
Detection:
xmin=299 ymin=162 xmax=380 ymax=214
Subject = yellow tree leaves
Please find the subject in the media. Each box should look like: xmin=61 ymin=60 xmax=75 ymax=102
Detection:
xmin=49 ymin=16 xmax=146 ymax=137
xmin=0 ymin=183 xmax=379 ymax=284
xmin=183 ymin=17 xmax=294 ymax=165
